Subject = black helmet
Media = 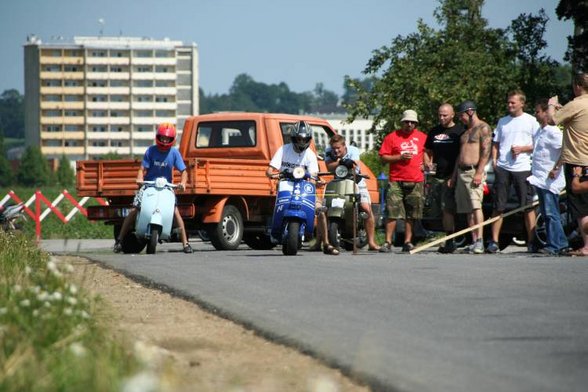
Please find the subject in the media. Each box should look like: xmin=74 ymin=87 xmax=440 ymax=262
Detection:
xmin=457 ymin=100 xmax=477 ymax=113
xmin=291 ymin=121 xmax=313 ymax=153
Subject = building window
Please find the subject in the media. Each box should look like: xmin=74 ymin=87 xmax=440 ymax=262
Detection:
xmin=64 ymin=65 xmax=79 ymax=72
xmin=64 ymin=95 xmax=82 ymax=102
xmin=134 ymin=50 xmax=152 ymax=58
xmin=155 ymin=80 xmax=174 ymax=87
xmin=44 ymin=95 xmax=61 ymax=102
xmin=92 ymin=126 xmax=107 ymax=132
xmin=46 ymin=125 xmax=61 ymax=132
xmin=135 ymin=110 xmax=152 ymax=117
xmin=110 ymin=80 xmax=128 ymax=87
xmin=44 ymin=65 xmax=61 ymax=72
xmin=134 ymin=80 xmax=153 ymax=88
xmin=65 ymin=125 xmax=80 ymax=132
xmin=43 ymin=110 xmax=61 ymax=117
xmin=64 ymin=110 xmax=80 ymax=117
xmin=155 ymin=96 xmax=168 ymax=102
xmin=44 ymin=80 xmax=61 ymax=87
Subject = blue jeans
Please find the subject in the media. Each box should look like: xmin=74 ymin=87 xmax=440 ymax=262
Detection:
xmin=535 ymin=187 xmax=568 ymax=252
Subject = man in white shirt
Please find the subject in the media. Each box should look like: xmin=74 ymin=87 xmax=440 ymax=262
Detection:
xmin=266 ymin=121 xmax=338 ymax=255
xmin=487 ymin=90 xmax=539 ymax=253
xmin=527 ymin=98 xmax=568 ymax=255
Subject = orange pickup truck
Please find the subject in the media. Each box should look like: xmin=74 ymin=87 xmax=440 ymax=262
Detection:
xmin=77 ymin=112 xmax=379 ymax=251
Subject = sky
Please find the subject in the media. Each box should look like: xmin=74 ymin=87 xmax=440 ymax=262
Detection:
xmin=0 ymin=0 xmax=573 ymax=97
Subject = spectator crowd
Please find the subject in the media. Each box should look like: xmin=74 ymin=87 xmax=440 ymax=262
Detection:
xmin=377 ymin=72 xmax=588 ymax=256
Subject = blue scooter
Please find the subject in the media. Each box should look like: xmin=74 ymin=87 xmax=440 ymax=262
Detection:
xmin=135 ymin=177 xmax=178 ymax=254
xmin=270 ymin=167 xmax=317 ymax=255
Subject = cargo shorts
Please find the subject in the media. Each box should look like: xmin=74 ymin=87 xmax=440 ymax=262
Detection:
xmin=386 ymin=181 xmax=424 ymax=220
xmin=426 ymin=177 xmax=456 ymax=218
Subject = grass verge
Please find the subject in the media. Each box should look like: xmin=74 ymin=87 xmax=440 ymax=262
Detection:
xmin=0 ymin=231 xmax=140 ymax=391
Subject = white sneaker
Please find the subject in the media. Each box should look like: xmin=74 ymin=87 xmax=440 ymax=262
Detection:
xmin=472 ymin=239 xmax=484 ymax=254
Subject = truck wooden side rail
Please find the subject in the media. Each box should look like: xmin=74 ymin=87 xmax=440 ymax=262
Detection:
xmin=77 ymin=112 xmax=379 ymax=252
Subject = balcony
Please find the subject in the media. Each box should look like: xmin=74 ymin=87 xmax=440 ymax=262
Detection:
xmin=40 ymin=72 xmax=84 ymax=79
xmin=87 ymin=146 xmax=131 ymax=155
xmin=41 ymin=117 xmax=85 ymax=125
xmin=131 ymin=102 xmax=176 ymax=110
xmin=131 ymin=57 xmax=176 ymax=66
xmin=86 ymin=101 xmax=130 ymax=110
xmin=40 ymin=56 xmax=84 ymax=65
xmin=42 ymin=146 xmax=85 ymax=155
xmin=41 ymin=131 xmax=85 ymax=140
xmin=41 ymin=102 xmax=84 ymax=110
xmin=86 ymin=87 xmax=130 ymax=95
xmin=86 ymin=117 xmax=130 ymax=125
xmin=87 ymin=131 xmax=132 ymax=140
xmin=86 ymin=57 xmax=130 ymax=65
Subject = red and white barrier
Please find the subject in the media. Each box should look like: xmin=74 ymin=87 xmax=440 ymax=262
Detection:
xmin=0 ymin=189 xmax=108 ymax=240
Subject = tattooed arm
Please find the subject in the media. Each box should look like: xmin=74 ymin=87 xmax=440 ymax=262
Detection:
xmin=474 ymin=123 xmax=492 ymax=186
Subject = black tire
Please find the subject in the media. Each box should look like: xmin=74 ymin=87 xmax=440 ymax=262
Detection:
xmin=498 ymin=234 xmax=512 ymax=251
xmin=147 ymin=226 xmax=161 ymax=254
xmin=282 ymin=221 xmax=300 ymax=255
xmin=114 ymin=224 xmax=121 ymax=240
xmin=328 ymin=219 xmax=341 ymax=250
xmin=243 ymin=233 xmax=276 ymax=250
xmin=208 ymin=205 xmax=243 ymax=250
xmin=534 ymin=212 xmax=547 ymax=247
xmin=121 ymin=231 xmax=146 ymax=254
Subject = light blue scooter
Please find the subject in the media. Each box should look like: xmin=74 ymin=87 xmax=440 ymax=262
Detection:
xmin=135 ymin=177 xmax=178 ymax=254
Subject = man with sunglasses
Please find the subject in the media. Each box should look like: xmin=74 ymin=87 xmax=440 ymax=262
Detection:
xmin=379 ymin=110 xmax=427 ymax=253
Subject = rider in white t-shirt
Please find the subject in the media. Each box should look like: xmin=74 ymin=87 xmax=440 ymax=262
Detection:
xmin=266 ymin=121 xmax=337 ymax=255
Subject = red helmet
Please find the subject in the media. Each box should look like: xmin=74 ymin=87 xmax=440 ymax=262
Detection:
xmin=155 ymin=123 xmax=176 ymax=151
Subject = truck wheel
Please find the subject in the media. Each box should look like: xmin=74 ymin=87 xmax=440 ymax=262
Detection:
xmin=243 ymin=233 xmax=276 ymax=250
xmin=121 ymin=231 xmax=146 ymax=254
xmin=283 ymin=221 xmax=300 ymax=255
xmin=208 ymin=205 xmax=243 ymax=250
xmin=327 ymin=220 xmax=341 ymax=250
xmin=146 ymin=226 xmax=161 ymax=254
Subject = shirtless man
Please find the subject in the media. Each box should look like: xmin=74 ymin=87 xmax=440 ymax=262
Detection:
xmin=450 ymin=101 xmax=492 ymax=254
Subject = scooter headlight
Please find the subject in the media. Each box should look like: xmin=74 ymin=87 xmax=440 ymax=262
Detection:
xmin=292 ymin=167 xmax=306 ymax=179
xmin=335 ymin=165 xmax=349 ymax=179
xmin=154 ymin=177 xmax=167 ymax=188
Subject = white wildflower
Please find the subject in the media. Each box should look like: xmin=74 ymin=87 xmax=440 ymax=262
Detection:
xmin=25 ymin=266 xmax=32 ymax=275
xmin=122 ymin=371 xmax=160 ymax=392
xmin=79 ymin=310 xmax=90 ymax=319
xmin=69 ymin=342 xmax=87 ymax=357
xmin=64 ymin=264 xmax=74 ymax=273
xmin=0 ymin=308 xmax=7 ymax=315
xmin=32 ymin=309 xmax=39 ymax=317
xmin=44 ymin=301 xmax=51 ymax=308
xmin=19 ymin=299 xmax=31 ymax=307
xmin=37 ymin=291 xmax=50 ymax=301
xmin=68 ymin=284 xmax=78 ymax=295
xmin=51 ymin=291 xmax=62 ymax=301
xmin=13 ymin=284 xmax=22 ymax=293
xmin=64 ymin=308 xmax=73 ymax=316
xmin=66 ymin=297 xmax=78 ymax=306
xmin=47 ymin=260 xmax=58 ymax=272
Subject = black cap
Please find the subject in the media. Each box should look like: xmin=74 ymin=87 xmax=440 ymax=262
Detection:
xmin=456 ymin=100 xmax=477 ymax=113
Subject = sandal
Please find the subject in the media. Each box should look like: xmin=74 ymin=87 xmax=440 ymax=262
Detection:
xmin=323 ymin=245 xmax=340 ymax=255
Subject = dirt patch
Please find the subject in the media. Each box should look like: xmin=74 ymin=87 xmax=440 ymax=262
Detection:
xmin=65 ymin=255 xmax=370 ymax=392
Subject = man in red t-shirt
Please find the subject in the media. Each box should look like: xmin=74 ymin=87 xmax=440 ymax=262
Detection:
xmin=379 ymin=109 xmax=427 ymax=252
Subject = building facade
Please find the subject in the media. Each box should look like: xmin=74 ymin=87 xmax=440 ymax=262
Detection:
xmin=24 ymin=35 xmax=199 ymax=161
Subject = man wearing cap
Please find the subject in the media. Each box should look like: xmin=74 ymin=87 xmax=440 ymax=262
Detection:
xmin=451 ymin=101 xmax=492 ymax=254
xmin=487 ymin=90 xmax=539 ymax=254
xmin=379 ymin=109 xmax=427 ymax=253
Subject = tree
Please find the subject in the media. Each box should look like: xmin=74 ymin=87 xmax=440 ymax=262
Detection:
xmin=55 ymin=155 xmax=75 ymax=188
xmin=16 ymin=146 xmax=53 ymax=187
xmin=556 ymin=0 xmax=588 ymax=72
xmin=0 ymin=89 xmax=24 ymax=139
xmin=0 ymin=135 xmax=13 ymax=187
xmin=344 ymin=0 xmax=565 ymax=142
xmin=508 ymin=9 xmax=567 ymax=106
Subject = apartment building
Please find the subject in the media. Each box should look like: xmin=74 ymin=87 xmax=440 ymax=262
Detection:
xmin=320 ymin=116 xmax=378 ymax=153
xmin=24 ymin=35 xmax=198 ymax=161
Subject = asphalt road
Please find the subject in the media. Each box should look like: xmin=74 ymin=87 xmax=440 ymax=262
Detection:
xmin=42 ymin=239 xmax=588 ymax=392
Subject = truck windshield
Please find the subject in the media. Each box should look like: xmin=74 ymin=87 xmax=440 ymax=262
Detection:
xmin=196 ymin=121 xmax=256 ymax=148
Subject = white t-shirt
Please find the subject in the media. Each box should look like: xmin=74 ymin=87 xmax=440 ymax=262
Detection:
xmin=527 ymin=125 xmax=565 ymax=194
xmin=269 ymin=144 xmax=319 ymax=174
xmin=493 ymin=112 xmax=540 ymax=172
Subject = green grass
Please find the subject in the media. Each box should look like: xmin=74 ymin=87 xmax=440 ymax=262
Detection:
xmin=2 ymin=186 xmax=112 ymax=240
xmin=0 ymin=231 xmax=145 ymax=391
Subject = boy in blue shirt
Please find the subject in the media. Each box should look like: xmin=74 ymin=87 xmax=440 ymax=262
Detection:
xmin=114 ymin=123 xmax=192 ymax=253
